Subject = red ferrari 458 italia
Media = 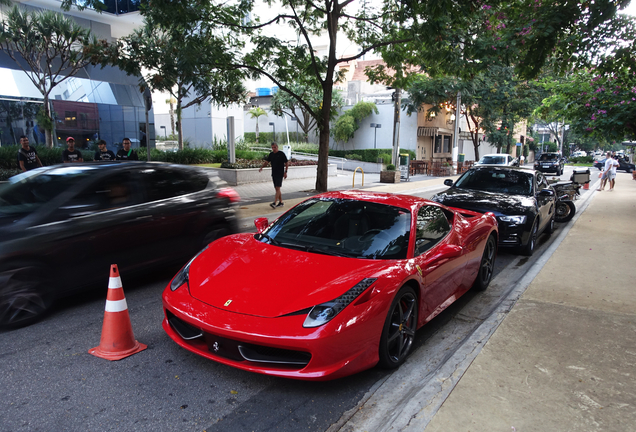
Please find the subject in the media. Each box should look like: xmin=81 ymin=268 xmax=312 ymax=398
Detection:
xmin=162 ymin=191 xmax=498 ymax=380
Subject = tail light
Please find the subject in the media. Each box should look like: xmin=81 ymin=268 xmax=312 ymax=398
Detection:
xmin=217 ymin=188 xmax=240 ymax=203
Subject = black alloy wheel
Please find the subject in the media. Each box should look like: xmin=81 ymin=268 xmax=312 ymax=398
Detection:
xmin=521 ymin=219 xmax=538 ymax=256
xmin=474 ymin=234 xmax=497 ymax=291
xmin=378 ymin=286 xmax=418 ymax=369
xmin=555 ymin=200 xmax=576 ymax=223
xmin=0 ymin=264 xmax=52 ymax=329
xmin=546 ymin=212 xmax=556 ymax=235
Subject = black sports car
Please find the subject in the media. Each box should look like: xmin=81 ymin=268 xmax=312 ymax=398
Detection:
xmin=593 ymin=156 xmax=634 ymax=173
xmin=0 ymin=162 xmax=240 ymax=328
xmin=431 ymin=166 xmax=556 ymax=256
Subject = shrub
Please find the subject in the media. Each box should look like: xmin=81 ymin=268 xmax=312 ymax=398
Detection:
xmin=379 ymin=153 xmax=392 ymax=164
xmin=386 ymin=164 xmax=396 ymax=171
xmin=568 ymin=156 xmax=594 ymax=164
xmin=0 ymin=168 xmax=21 ymax=181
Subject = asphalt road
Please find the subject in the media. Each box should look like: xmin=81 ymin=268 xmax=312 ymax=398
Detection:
xmin=0 ymin=166 xmax=591 ymax=432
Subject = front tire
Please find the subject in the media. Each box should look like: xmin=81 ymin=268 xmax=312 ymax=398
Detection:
xmin=521 ymin=219 xmax=538 ymax=256
xmin=473 ymin=234 xmax=497 ymax=291
xmin=0 ymin=264 xmax=52 ymax=329
xmin=378 ymin=286 xmax=418 ymax=369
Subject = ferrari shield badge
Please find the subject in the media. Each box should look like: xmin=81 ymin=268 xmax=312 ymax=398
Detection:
xmin=224 ymin=299 xmax=232 ymax=307
xmin=416 ymin=265 xmax=422 ymax=276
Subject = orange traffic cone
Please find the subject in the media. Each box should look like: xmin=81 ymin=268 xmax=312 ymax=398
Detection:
xmin=89 ymin=264 xmax=147 ymax=360
xmin=583 ymin=182 xmax=590 ymax=190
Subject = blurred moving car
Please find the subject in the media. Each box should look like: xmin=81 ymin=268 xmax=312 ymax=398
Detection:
xmin=431 ymin=166 xmax=556 ymax=256
xmin=534 ymin=152 xmax=565 ymax=175
xmin=163 ymin=191 xmax=498 ymax=380
xmin=475 ymin=153 xmax=519 ymax=167
xmin=0 ymin=162 xmax=240 ymax=328
xmin=593 ymin=155 xmax=634 ymax=173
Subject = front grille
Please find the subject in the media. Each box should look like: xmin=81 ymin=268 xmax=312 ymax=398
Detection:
xmin=167 ymin=310 xmax=311 ymax=369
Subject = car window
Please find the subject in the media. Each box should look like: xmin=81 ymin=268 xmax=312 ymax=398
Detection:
xmin=139 ymin=168 xmax=200 ymax=202
xmin=53 ymin=172 xmax=139 ymax=218
xmin=480 ymin=155 xmax=505 ymax=164
xmin=414 ymin=205 xmax=451 ymax=256
xmin=454 ymin=168 xmax=534 ymax=196
xmin=536 ymin=173 xmax=548 ymax=191
xmin=0 ymin=167 xmax=96 ymax=217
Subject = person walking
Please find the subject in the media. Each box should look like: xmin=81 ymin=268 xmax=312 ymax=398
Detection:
xmin=62 ymin=137 xmax=83 ymax=163
xmin=17 ymin=135 xmax=43 ymax=172
xmin=259 ymin=142 xmax=289 ymax=209
xmin=115 ymin=138 xmax=139 ymax=161
xmin=94 ymin=140 xmax=116 ymax=161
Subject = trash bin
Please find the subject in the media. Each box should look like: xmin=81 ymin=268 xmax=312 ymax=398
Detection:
xmin=458 ymin=154 xmax=465 ymax=162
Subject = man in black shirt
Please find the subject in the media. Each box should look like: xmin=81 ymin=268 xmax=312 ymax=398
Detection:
xmin=259 ymin=142 xmax=289 ymax=208
xmin=17 ymin=135 xmax=43 ymax=172
xmin=115 ymin=138 xmax=139 ymax=161
xmin=62 ymin=137 xmax=83 ymax=163
xmin=94 ymin=140 xmax=116 ymax=161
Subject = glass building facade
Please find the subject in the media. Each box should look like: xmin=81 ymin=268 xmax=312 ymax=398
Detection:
xmin=0 ymin=65 xmax=152 ymax=151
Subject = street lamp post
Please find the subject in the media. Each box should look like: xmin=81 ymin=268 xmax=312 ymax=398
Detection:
xmin=269 ymin=122 xmax=276 ymax=142
xmin=370 ymin=123 xmax=381 ymax=149
xmin=160 ymin=126 xmax=167 ymax=139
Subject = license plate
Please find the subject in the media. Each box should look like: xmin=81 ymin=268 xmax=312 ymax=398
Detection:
xmin=542 ymin=165 xmax=550 ymax=168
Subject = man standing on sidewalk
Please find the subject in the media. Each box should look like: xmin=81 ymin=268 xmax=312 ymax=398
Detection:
xmin=598 ymin=151 xmax=619 ymax=191
xmin=259 ymin=142 xmax=289 ymax=209
xmin=17 ymin=135 xmax=43 ymax=172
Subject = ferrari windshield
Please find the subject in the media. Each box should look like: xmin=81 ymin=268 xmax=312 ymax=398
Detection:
xmin=259 ymin=198 xmax=412 ymax=259
xmin=454 ymin=168 xmax=534 ymax=196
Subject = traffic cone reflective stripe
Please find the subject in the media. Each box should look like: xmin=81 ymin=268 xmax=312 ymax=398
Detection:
xmin=89 ymin=264 xmax=147 ymax=361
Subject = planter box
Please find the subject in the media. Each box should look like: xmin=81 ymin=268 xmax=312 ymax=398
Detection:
xmin=210 ymin=163 xmax=337 ymax=186
xmin=380 ymin=170 xmax=401 ymax=183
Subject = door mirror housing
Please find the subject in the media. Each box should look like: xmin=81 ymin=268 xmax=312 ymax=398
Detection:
xmin=444 ymin=179 xmax=454 ymax=187
xmin=254 ymin=217 xmax=269 ymax=233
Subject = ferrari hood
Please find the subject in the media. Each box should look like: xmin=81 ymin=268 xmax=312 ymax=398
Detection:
xmin=432 ymin=188 xmax=536 ymax=216
xmin=186 ymin=234 xmax=394 ymax=318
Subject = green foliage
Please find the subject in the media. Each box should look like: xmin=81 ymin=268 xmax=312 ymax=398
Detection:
xmin=332 ymin=102 xmax=379 ymax=145
xmin=386 ymin=164 xmax=396 ymax=171
xmin=0 ymin=6 xmax=96 ymax=147
xmin=329 ymin=149 xmax=414 ymax=163
xmin=379 ymin=153 xmax=392 ymax=164
xmin=568 ymin=156 xmax=594 ymax=164
xmin=0 ymin=168 xmax=21 ymax=181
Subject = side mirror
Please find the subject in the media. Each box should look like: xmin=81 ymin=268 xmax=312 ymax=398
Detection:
xmin=444 ymin=179 xmax=454 ymax=187
xmin=254 ymin=217 xmax=269 ymax=233
xmin=538 ymin=189 xmax=554 ymax=197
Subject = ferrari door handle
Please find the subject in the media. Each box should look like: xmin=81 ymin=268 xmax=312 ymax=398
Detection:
xmin=135 ymin=215 xmax=153 ymax=220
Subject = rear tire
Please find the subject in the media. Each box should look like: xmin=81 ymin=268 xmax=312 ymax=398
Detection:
xmin=555 ymin=201 xmax=576 ymax=223
xmin=378 ymin=286 xmax=418 ymax=369
xmin=473 ymin=234 xmax=496 ymax=291
xmin=0 ymin=263 xmax=52 ymax=329
xmin=545 ymin=212 xmax=556 ymax=235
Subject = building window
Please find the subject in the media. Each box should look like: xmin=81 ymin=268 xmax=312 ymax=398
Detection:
xmin=434 ymin=135 xmax=442 ymax=153
xmin=65 ymin=111 xmax=77 ymax=127
xmin=443 ymin=136 xmax=451 ymax=153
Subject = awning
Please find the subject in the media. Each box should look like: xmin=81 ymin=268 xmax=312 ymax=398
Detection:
xmin=417 ymin=127 xmax=454 ymax=137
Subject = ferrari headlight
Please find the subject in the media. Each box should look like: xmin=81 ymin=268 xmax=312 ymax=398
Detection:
xmin=169 ymin=246 xmax=208 ymax=291
xmin=303 ymin=278 xmax=377 ymax=328
xmin=498 ymin=215 xmax=527 ymax=225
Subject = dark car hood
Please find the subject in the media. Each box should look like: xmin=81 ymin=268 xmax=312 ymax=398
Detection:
xmin=432 ymin=188 xmax=536 ymax=216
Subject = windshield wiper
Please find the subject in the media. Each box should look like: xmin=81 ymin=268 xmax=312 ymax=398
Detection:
xmin=257 ymin=233 xmax=280 ymax=245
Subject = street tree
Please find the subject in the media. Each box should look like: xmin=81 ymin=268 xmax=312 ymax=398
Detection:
xmin=97 ymin=0 xmax=247 ymax=150
xmin=270 ymin=83 xmax=344 ymax=143
xmin=248 ymin=107 xmax=268 ymax=143
xmin=331 ymin=101 xmax=378 ymax=149
xmin=0 ymin=6 xmax=96 ymax=147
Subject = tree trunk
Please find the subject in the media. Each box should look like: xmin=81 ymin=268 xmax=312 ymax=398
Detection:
xmin=315 ymin=92 xmax=332 ymax=192
xmin=177 ymin=97 xmax=184 ymax=151
xmin=44 ymin=96 xmax=53 ymax=148
xmin=255 ymin=119 xmax=260 ymax=144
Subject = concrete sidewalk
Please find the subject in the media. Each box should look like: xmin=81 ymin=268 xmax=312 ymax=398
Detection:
xmin=424 ymin=171 xmax=636 ymax=432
